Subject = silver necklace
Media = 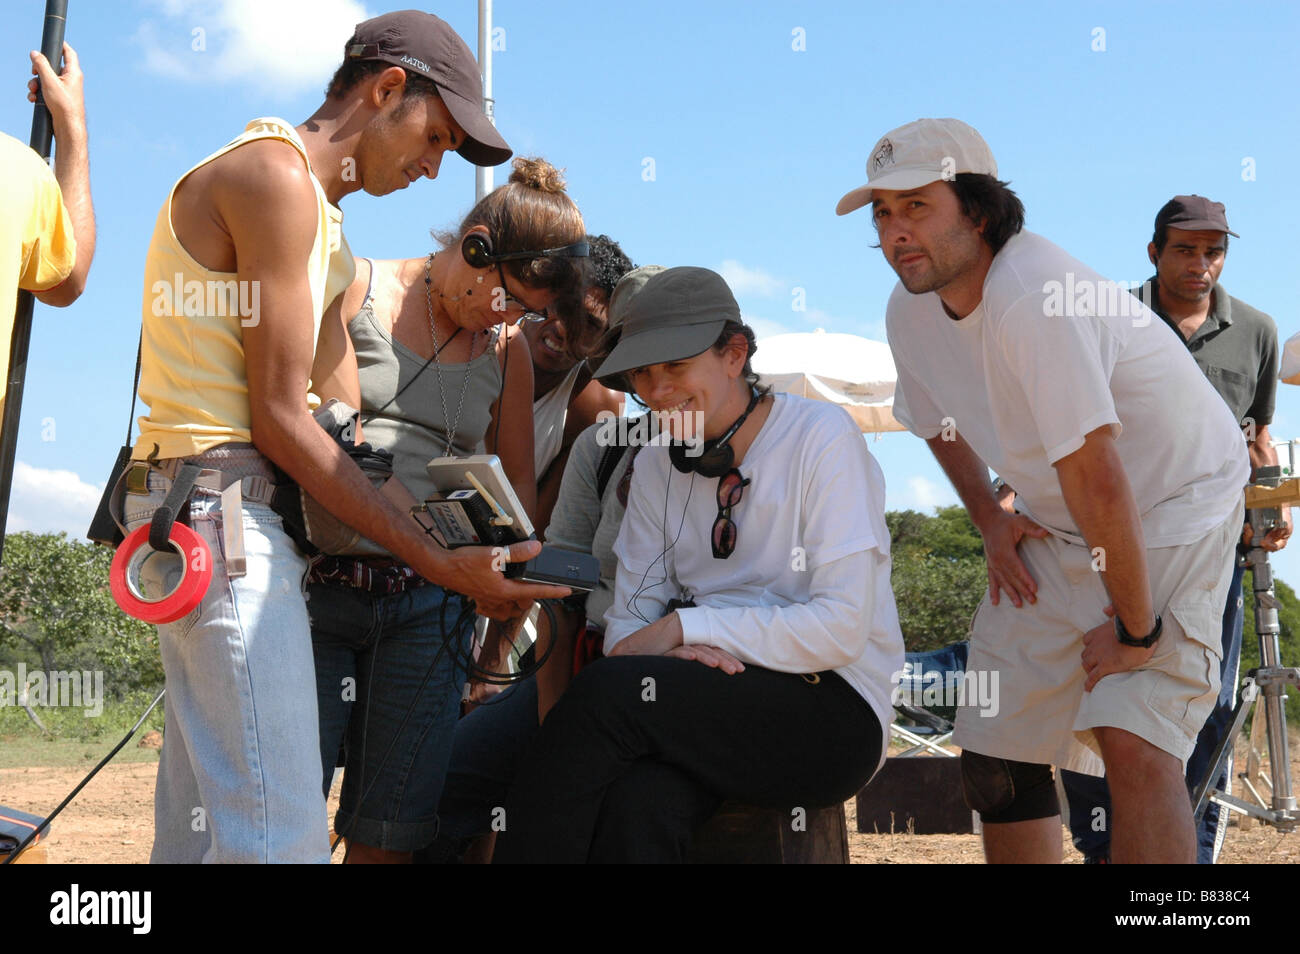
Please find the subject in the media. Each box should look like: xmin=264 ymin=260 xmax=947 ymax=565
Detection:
xmin=425 ymin=253 xmax=474 ymax=457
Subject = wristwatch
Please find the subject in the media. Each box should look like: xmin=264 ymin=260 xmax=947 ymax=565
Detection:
xmin=1114 ymin=613 xmax=1162 ymax=648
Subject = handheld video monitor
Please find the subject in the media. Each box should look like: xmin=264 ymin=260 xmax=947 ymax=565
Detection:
xmin=423 ymin=455 xmax=536 ymax=548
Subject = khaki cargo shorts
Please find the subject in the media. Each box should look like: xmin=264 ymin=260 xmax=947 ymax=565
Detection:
xmin=952 ymin=499 xmax=1242 ymax=776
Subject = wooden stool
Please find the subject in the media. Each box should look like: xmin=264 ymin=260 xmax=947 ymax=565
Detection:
xmin=689 ymin=801 xmax=849 ymax=864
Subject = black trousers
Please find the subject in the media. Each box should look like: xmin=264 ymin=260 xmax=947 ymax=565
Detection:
xmin=493 ymin=655 xmax=883 ymax=863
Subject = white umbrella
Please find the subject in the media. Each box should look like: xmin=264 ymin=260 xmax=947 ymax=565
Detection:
xmin=753 ymin=330 xmax=905 ymax=434
xmin=1282 ymin=328 xmax=1300 ymax=385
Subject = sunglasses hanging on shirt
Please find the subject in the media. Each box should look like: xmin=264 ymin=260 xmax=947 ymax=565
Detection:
xmin=711 ymin=467 xmax=750 ymax=559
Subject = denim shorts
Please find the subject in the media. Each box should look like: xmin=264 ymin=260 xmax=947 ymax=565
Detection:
xmin=309 ymin=577 xmax=475 ymax=852
xmin=124 ymin=466 xmax=328 ymax=863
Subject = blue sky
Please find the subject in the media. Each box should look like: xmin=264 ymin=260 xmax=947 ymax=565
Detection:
xmin=4 ymin=0 xmax=1300 ymax=594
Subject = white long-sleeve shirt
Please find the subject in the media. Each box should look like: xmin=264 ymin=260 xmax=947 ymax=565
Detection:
xmin=605 ymin=393 xmax=904 ymax=748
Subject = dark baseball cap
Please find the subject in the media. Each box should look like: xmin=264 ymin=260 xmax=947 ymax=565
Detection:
xmin=1155 ymin=194 xmax=1239 ymax=238
xmin=594 ymin=265 xmax=668 ymax=393
xmin=594 ymin=267 xmax=740 ymax=383
xmin=347 ymin=10 xmax=512 ymax=167
xmin=608 ymin=265 xmax=668 ymax=330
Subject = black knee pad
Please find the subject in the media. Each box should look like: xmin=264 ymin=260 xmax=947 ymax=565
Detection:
xmin=960 ymin=751 xmax=1059 ymax=824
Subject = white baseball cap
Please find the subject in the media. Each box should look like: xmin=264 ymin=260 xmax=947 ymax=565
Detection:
xmin=835 ymin=118 xmax=998 ymax=216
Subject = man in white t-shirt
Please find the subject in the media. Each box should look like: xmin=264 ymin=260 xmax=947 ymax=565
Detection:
xmin=837 ymin=118 xmax=1250 ymax=863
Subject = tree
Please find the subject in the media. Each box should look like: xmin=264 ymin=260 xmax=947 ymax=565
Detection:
xmin=1241 ymin=569 xmax=1299 ymax=723
xmin=0 ymin=532 xmax=163 ymax=694
xmin=888 ymin=507 xmax=987 ymax=652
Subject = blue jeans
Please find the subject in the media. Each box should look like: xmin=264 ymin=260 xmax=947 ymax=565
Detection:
xmin=124 ymin=469 xmax=328 ymax=863
xmin=418 ymin=677 xmax=541 ymax=862
xmin=1062 ymin=560 xmax=1246 ymax=863
xmin=309 ymin=580 xmax=474 ymax=852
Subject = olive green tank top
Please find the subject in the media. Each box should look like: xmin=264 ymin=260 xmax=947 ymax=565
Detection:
xmin=349 ymin=259 xmax=504 ymax=510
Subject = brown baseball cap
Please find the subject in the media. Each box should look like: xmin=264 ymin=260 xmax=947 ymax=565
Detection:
xmin=1154 ymin=194 xmax=1239 ymax=238
xmin=594 ymin=267 xmax=740 ymax=383
xmin=347 ymin=10 xmax=512 ymax=167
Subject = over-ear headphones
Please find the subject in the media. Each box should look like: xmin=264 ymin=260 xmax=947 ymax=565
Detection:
xmin=668 ymin=389 xmax=762 ymax=477
xmin=461 ymin=232 xmax=591 ymax=269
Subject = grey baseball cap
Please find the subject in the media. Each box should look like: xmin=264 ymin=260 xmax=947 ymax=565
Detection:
xmin=347 ymin=10 xmax=512 ymax=167
xmin=607 ymin=264 xmax=668 ymax=329
xmin=594 ymin=266 xmax=739 ymax=383
xmin=596 ymin=265 xmax=667 ymax=393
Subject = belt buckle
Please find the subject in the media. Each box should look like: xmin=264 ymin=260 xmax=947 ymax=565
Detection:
xmin=125 ymin=462 xmax=153 ymax=496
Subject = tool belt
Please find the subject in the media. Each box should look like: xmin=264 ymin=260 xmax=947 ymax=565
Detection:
xmin=115 ymin=445 xmax=284 ymax=578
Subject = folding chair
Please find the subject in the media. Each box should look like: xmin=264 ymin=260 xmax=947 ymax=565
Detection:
xmin=890 ymin=641 xmax=969 ymax=758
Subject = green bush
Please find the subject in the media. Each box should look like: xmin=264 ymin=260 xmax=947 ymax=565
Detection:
xmin=0 ymin=532 xmax=164 ymax=698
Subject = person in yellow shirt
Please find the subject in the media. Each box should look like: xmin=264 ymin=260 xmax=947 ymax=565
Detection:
xmin=121 ymin=11 xmax=567 ymax=864
xmin=1 ymin=42 xmax=95 ymax=421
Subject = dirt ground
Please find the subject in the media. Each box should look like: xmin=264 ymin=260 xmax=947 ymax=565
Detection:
xmin=3 ymin=737 xmax=1297 ymax=864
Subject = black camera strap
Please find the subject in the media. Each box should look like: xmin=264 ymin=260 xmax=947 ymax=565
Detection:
xmin=148 ymin=462 xmax=201 ymax=552
xmin=87 ymin=334 xmax=144 ymax=547
xmin=124 ymin=335 xmax=141 ymax=447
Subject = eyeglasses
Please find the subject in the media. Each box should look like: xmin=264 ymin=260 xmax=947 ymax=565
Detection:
xmin=496 ymin=266 xmax=549 ymax=323
xmin=711 ymin=467 xmax=750 ymax=559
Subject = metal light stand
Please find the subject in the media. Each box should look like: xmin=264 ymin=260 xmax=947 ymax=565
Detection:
xmin=1191 ymin=454 xmax=1300 ymax=833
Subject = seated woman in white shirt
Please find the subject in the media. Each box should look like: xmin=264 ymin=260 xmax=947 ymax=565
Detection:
xmin=493 ymin=266 xmax=905 ymax=863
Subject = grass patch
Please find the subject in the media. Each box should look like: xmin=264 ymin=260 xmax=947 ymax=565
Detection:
xmin=0 ymin=690 xmax=165 ymax=769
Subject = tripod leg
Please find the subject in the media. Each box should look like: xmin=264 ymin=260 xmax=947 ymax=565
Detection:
xmin=1192 ymin=687 xmax=1254 ymax=824
xmin=1239 ymin=700 xmax=1266 ymax=831
xmin=1210 ymin=748 xmax=1232 ymax=863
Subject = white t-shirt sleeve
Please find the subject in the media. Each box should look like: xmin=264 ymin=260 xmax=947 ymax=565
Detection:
xmin=678 ymin=421 xmax=887 ymax=672
xmin=891 ymin=361 xmax=946 ymax=440
xmin=994 ymin=292 xmax=1122 ymax=463
xmin=604 ymin=454 xmax=674 ymax=652
xmin=677 ymin=548 xmax=879 ymax=672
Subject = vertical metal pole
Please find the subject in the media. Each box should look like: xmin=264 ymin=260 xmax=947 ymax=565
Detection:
xmin=0 ymin=0 xmax=70 ymax=568
xmin=475 ymin=0 xmax=494 ymax=203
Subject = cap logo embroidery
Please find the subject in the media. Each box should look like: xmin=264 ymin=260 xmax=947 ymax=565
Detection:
xmin=400 ymin=54 xmax=431 ymax=73
xmin=870 ymin=140 xmax=894 ymax=174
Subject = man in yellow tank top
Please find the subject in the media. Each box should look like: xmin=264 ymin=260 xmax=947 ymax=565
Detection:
xmin=123 ymin=11 xmax=568 ymax=864
xmin=2 ymin=43 xmax=95 ymax=423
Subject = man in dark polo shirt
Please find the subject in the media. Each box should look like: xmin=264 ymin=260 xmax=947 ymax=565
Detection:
xmin=1062 ymin=194 xmax=1290 ymax=864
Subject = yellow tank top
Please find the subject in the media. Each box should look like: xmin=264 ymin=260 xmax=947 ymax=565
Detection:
xmin=132 ymin=117 xmax=355 ymax=460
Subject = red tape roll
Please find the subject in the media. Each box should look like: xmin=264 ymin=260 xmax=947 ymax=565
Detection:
xmin=110 ymin=523 xmax=213 ymax=624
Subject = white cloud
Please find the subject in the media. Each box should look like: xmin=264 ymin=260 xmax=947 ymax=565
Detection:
xmin=903 ymin=475 xmax=958 ymax=513
xmin=716 ymin=260 xmax=784 ymax=298
xmin=7 ymin=463 xmax=102 ymax=539
xmin=136 ymin=0 xmax=372 ymax=92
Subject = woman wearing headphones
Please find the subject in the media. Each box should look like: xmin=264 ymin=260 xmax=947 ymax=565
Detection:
xmin=307 ymin=156 xmax=588 ymax=863
xmin=493 ymin=266 xmax=906 ymax=863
